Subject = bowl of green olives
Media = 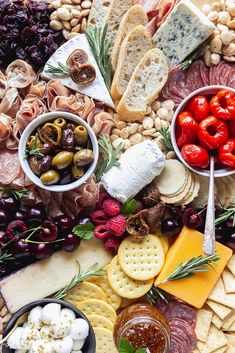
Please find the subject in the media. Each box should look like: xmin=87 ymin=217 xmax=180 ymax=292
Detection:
xmin=18 ymin=112 xmax=99 ymax=192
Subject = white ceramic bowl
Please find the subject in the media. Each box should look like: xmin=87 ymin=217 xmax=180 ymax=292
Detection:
xmin=18 ymin=111 xmax=99 ymax=192
xmin=171 ymin=85 xmax=235 ymax=178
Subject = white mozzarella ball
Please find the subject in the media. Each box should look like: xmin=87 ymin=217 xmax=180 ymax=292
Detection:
xmin=20 ymin=327 xmax=41 ymax=349
xmin=60 ymin=308 xmax=76 ymax=322
xmin=15 ymin=350 xmax=27 ymax=353
xmin=53 ymin=336 xmax=73 ymax=353
xmin=28 ymin=306 xmax=43 ymax=329
xmin=7 ymin=327 xmax=25 ymax=350
xmin=50 ymin=318 xmax=71 ymax=338
xmin=72 ymin=339 xmax=85 ymax=350
xmin=44 ymin=341 xmax=56 ymax=353
xmin=29 ymin=340 xmax=47 ymax=353
xmin=40 ymin=325 xmax=53 ymax=342
xmin=42 ymin=303 xmax=61 ymax=324
xmin=71 ymin=351 xmax=82 ymax=353
xmin=69 ymin=319 xmax=89 ymax=340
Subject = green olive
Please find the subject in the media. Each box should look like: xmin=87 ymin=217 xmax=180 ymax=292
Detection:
xmin=40 ymin=170 xmax=60 ymax=185
xmin=71 ymin=165 xmax=85 ymax=179
xmin=73 ymin=149 xmax=94 ymax=167
xmin=26 ymin=135 xmax=43 ymax=150
xmin=52 ymin=151 xmax=74 ymax=170
xmin=53 ymin=118 xmax=67 ymax=129
xmin=74 ymin=125 xmax=88 ymax=146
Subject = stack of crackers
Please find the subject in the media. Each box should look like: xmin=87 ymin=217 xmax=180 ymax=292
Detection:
xmin=194 ymin=255 xmax=235 ymax=353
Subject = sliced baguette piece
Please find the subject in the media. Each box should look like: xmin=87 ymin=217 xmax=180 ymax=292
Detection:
xmin=111 ymin=25 xmax=152 ymax=101
xmin=106 ymin=0 xmax=135 ymax=54
xmin=88 ymin=0 xmax=112 ymax=27
xmin=111 ymin=4 xmax=148 ymax=70
xmin=116 ymin=48 xmax=168 ymax=122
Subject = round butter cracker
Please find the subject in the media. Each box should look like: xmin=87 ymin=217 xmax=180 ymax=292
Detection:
xmin=160 ymin=172 xmax=193 ymax=204
xmin=77 ymin=299 xmax=117 ymax=323
xmin=64 ymin=281 xmax=107 ymax=306
xmin=87 ymin=315 xmax=114 ymax=331
xmin=179 ymin=174 xmax=200 ymax=206
xmin=107 ymin=256 xmax=153 ymax=299
xmin=94 ymin=327 xmax=118 ymax=353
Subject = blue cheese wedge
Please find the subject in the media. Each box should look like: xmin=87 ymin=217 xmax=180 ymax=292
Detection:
xmin=152 ymin=0 xmax=215 ymax=67
xmin=42 ymin=34 xmax=114 ymax=108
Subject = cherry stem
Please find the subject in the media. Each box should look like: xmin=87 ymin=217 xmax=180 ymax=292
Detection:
xmin=24 ymin=238 xmax=65 ymax=245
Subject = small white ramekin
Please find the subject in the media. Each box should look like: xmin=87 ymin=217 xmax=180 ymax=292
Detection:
xmin=171 ymin=85 xmax=235 ymax=177
xmin=18 ymin=111 xmax=99 ymax=192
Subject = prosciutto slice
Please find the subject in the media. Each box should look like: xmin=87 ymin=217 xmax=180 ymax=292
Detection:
xmin=0 ymin=87 xmax=21 ymax=118
xmin=0 ymin=149 xmax=21 ymax=185
xmin=28 ymin=79 xmax=47 ymax=98
xmin=0 ymin=70 xmax=7 ymax=100
xmin=51 ymin=93 xmax=95 ymax=119
xmin=87 ymin=111 xmax=115 ymax=135
xmin=16 ymin=94 xmax=47 ymax=133
xmin=47 ymin=79 xmax=70 ymax=109
xmin=5 ymin=121 xmax=20 ymax=150
xmin=6 ymin=59 xmax=36 ymax=88
xmin=0 ymin=113 xmax=13 ymax=143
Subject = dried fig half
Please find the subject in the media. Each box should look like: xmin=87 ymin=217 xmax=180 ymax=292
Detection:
xmin=126 ymin=210 xmax=149 ymax=242
xmin=70 ymin=64 xmax=96 ymax=85
xmin=66 ymin=49 xmax=88 ymax=69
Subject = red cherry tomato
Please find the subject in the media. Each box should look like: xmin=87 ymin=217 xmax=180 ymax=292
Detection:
xmin=176 ymin=111 xmax=198 ymax=147
xmin=181 ymin=144 xmax=210 ymax=169
xmin=228 ymin=119 xmax=235 ymax=137
xmin=218 ymin=138 xmax=235 ymax=169
xmin=210 ymin=89 xmax=235 ymax=120
xmin=197 ymin=116 xmax=228 ymax=150
xmin=187 ymin=95 xmax=210 ymax=121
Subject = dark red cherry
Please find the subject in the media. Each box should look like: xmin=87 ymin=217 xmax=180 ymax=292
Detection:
xmin=61 ymin=233 xmax=80 ymax=252
xmin=37 ymin=221 xmax=58 ymax=242
xmin=215 ymin=224 xmax=227 ymax=243
xmin=182 ymin=208 xmax=203 ymax=229
xmin=33 ymin=243 xmax=51 ymax=260
xmin=55 ymin=215 xmax=74 ymax=233
xmin=225 ymin=218 xmax=235 ymax=234
xmin=11 ymin=240 xmax=30 ymax=258
xmin=27 ymin=204 xmax=46 ymax=225
xmin=0 ymin=230 xmax=8 ymax=246
xmin=0 ymin=196 xmax=20 ymax=212
xmin=14 ymin=209 xmax=26 ymax=221
xmin=76 ymin=217 xmax=91 ymax=226
xmin=0 ymin=209 xmax=10 ymax=228
xmin=6 ymin=220 xmax=28 ymax=240
xmin=161 ymin=218 xmax=182 ymax=238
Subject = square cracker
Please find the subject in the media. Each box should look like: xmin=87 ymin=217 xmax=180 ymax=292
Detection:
xmin=222 ymin=312 xmax=235 ymax=331
xmin=222 ymin=269 xmax=235 ymax=294
xmin=228 ymin=318 xmax=235 ymax=332
xmin=225 ymin=334 xmax=235 ymax=353
xmin=227 ymin=255 xmax=235 ymax=277
xmin=195 ymin=309 xmax=213 ymax=343
xmin=207 ymin=299 xmax=232 ymax=320
xmin=212 ymin=314 xmax=223 ymax=329
xmin=197 ymin=325 xmax=227 ymax=353
xmin=209 ymin=277 xmax=235 ymax=309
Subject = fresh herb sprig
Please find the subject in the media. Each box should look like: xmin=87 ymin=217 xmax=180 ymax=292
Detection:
xmin=25 ymin=133 xmax=44 ymax=159
xmin=145 ymin=254 xmax=220 ymax=305
xmin=119 ymin=338 xmax=149 ymax=353
xmin=53 ymin=262 xmax=105 ymax=299
xmin=72 ymin=222 xmax=95 ymax=240
xmin=159 ymin=127 xmax=173 ymax=151
xmin=0 ymin=188 xmax=28 ymax=199
xmin=215 ymin=206 xmax=235 ymax=226
xmin=85 ymin=24 xmax=112 ymax=90
xmin=45 ymin=62 xmax=69 ymax=75
xmin=0 ymin=248 xmax=14 ymax=264
xmin=95 ymin=133 xmax=122 ymax=181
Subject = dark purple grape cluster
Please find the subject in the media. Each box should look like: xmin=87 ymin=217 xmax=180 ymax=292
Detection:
xmin=0 ymin=196 xmax=83 ymax=278
xmin=0 ymin=0 xmax=63 ymax=68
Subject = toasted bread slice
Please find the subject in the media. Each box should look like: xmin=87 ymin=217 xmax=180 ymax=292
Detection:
xmin=116 ymin=48 xmax=169 ymax=122
xmin=88 ymin=0 xmax=112 ymax=27
xmin=106 ymin=0 xmax=135 ymax=54
xmin=111 ymin=4 xmax=148 ymax=70
xmin=111 ymin=25 xmax=152 ymax=101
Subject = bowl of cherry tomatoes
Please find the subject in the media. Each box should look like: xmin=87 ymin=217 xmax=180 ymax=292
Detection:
xmin=171 ymin=85 xmax=235 ymax=177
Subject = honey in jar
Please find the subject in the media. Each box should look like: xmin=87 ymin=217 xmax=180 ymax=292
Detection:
xmin=114 ymin=303 xmax=170 ymax=353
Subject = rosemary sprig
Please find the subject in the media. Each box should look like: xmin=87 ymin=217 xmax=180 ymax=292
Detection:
xmin=159 ymin=127 xmax=173 ymax=151
xmin=0 ymin=248 xmax=14 ymax=264
xmin=25 ymin=133 xmax=44 ymax=159
xmin=45 ymin=62 xmax=69 ymax=75
xmin=85 ymin=24 xmax=112 ymax=90
xmin=215 ymin=206 xmax=235 ymax=226
xmin=95 ymin=133 xmax=122 ymax=181
xmin=0 ymin=188 xmax=28 ymax=199
xmin=145 ymin=287 xmax=169 ymax=305
xmin=180 ymin=38 xmax=211 ymax=70
xmin=53 ymin=262 xmax=105 ymax=299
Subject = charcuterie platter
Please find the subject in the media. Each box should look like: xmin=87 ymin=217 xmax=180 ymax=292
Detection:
xmin=0 ymin=0 xmax=235 ymax=352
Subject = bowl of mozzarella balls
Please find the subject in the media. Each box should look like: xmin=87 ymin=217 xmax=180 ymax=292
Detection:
xmin=2 ymin=299 xmax=95 ymax=353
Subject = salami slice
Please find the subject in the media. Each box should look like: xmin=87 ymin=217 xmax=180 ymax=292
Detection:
xmin=0 ymin=149 xmax=20 ymax=185
xmin=199 ymin=60 xmax=210 ymax=86
xmin=186 ymin=61 xmax=205 ymax=92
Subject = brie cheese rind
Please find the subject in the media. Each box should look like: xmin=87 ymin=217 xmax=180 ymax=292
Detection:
xmin=153 ymin=0 xmax=215 ymax=67
xmin=42 ymin=34 xmax=114 ymax=108
xmin=0 ymin=239 xmax=112 ymax=314
xmin=101 ymin=140 xmax=165 ymax=202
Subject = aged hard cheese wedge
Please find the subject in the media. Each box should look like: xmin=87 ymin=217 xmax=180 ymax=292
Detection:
xmin=152 ymin=0 xmax=215 ymax=67
xmin=0 ymin=239 xmax=112 ymax=313
xmin=42 ymin=34 xmax=114 ymax=108
xmin=155 ymin=227 xmax=232 ymax=308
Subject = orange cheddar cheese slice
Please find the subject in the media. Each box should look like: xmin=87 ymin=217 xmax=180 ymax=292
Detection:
xmin=155 ymin=227 xmax=232 ymax=308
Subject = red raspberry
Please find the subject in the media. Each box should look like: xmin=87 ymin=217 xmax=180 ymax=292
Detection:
xmin=98 ymin=189 xmax=110 ymax=204
xmin=90 ymin=210 xmax=108 ymax=225
xmin=102 ymin=198 xmax=121 ymax=217
xmin=94 ymin=225 xmax=111 ymax=239
xmin=104 ymin=237 xmax=121 ymax=254
xmin=106 ymin=215 xmax=126 ymax=236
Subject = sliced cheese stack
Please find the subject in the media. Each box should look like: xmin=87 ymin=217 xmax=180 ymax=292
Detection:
xmin=154 ymin=159 xmax=200 ymax=206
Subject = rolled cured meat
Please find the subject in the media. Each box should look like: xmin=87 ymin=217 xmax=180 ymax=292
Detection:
xmin=47 ymin=79 xmax=70 ymax=109
xmin=0 ymin=70 xmax=7 ymax=99
xmin=0 ymin=113 xmax=13 ymax=143
xmin=6 ymin=59 xmax=36 ymax=88
xmin=0 ymin=87 xmax=21 ymax=118
xmin=28 ymin=79 xmax=47 ymax=98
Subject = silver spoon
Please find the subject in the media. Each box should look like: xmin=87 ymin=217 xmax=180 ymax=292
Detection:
xmin=0 ymin=312 xmax=28 ymax=345
xmin=203 ymin=156 xmax=215 ymax=255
